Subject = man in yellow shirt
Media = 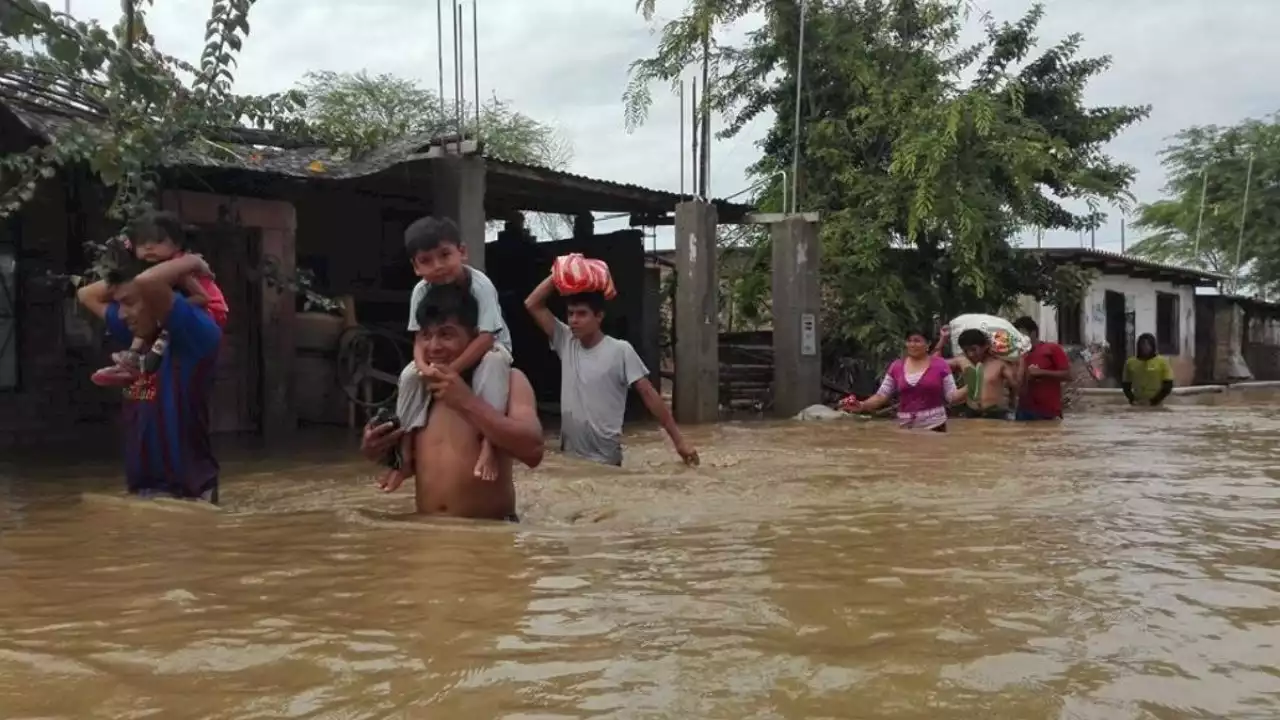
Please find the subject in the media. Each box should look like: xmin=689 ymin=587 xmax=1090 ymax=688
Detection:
xmin=1122 ymin=333 xmax=1174 ymax=406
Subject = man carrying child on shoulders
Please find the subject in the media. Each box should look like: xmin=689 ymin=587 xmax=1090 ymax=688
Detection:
xmin=378 ymin=216 xmax=515 ymax=493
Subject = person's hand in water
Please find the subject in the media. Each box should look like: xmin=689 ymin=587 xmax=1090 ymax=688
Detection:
xmin=675 ymin=440 xmax=700 ymax=467
xmin=838 ymin=394 xmax=862 ymax=412
xmin=377 ymin=468 xmax=410 ymax=493
xmin=360 ymin=420 xmax=404 ymax=463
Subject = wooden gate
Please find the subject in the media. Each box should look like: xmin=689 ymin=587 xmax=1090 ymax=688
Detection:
xmin=192 ymin=224 xmax=263 ymax=435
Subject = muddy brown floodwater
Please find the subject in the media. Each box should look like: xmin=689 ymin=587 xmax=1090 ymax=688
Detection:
xmin=2 ymin=397 xmax=1280 ymax=719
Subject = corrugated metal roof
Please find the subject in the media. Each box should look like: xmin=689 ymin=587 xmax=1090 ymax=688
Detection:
xmin=1 ymin=97 xmax=752 ymax=213
xmin=1031 ymin=247 xmax=1225 ymax=283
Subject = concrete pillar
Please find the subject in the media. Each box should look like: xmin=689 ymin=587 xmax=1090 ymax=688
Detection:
xmin=1213 ymin=302 xmax=1253 ymax=381
xmin=771 ymin=216 xmax=822 ymax=417
xmin=673 ymin=200 xmax=718 ymax=424
xmin=431 ymin=155 xmax=487 ymax=271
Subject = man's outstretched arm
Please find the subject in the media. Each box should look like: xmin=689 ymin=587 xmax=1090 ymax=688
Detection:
xmin=633 ymin=377 xmax=699 ymax=465
xmin=453 ymin=369 xmax=544 ymax=468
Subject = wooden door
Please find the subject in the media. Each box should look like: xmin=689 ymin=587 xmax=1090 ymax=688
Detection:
xmin=192 ymin=224 xmax=262 ymax=435
xmin=1104 ymin=290 xmax=1127 ymax=380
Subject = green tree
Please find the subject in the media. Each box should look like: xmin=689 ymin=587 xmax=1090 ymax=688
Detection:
xmin=0 ymin=0 xmax=343 ymax=305
xmin=624 ymin=0 xmax=1141 ymax=360
xmin=296 ymin=70 xmax=572 ymax=168
xmin=1129 ymin=114 xmax=1280 ymax=296
xmin=0 ymin=0 xmax=305 ymax=224
xmin=296 ymin=70 xmax=574 ymax=238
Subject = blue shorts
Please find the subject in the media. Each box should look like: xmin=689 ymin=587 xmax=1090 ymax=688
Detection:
xmin=1014 ymin=409 xmax=1059 ymax=422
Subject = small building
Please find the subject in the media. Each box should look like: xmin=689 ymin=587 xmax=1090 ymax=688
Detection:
xmin=1194 ymin=293 xmax=1280 ymax=384
xmin=1017 ymin=248 xmax=1223 ymax=385
xmin=0 ymin=94 xmax=751 ymax=450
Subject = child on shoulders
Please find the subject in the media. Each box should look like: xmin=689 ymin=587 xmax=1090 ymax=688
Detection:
xmin=378 ymin=217 xmax=514 ymax=492
xmin=91 ymin=211 xmax=228 ymax=387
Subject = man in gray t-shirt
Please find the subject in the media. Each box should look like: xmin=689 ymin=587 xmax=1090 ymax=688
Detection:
xmin=524 ymin=273 xmax=699 ymax=467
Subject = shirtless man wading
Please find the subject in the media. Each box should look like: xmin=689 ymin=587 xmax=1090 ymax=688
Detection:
xmin=949 ymin=327 xmax=1019 ymax=419
xmin=360 ymin=283 xmax=544 ymax=521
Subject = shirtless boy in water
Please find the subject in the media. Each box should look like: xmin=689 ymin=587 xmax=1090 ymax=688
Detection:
xmin=938 ymin=327 xmax=1019 ymax=418
xmin=368 ymin=282 xmax=544 ymax=520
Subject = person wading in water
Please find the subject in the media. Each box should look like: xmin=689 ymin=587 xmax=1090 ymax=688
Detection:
xmin=841 ymin=328 xmax=965 ymax=431
xmin=76 ymin=248 xmax=222 ymax=502
xmin=360 ymin=283 xmax=544 ymax=521
xmin=949 ymin=328 xmax=1019 ymax=419
xmin=1122 ymin=332 xmax=1175 ymax=407
xmin=524 ymin=274 xmax=698 ymax=467
xmin=1013 ymin=316 xmax=1071 ymax=421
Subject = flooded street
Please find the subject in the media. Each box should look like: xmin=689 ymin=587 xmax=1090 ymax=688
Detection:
xmin=3 ymin=398 xmax=1280 ymax=719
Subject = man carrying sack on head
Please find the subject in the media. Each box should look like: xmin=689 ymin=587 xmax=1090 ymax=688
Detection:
xmin=524 ymin=254 xmax=698 ymax=467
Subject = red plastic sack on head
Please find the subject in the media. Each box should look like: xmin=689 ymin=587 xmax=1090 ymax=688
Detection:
xmin=552 ymin=253 xmax=617 ymax=299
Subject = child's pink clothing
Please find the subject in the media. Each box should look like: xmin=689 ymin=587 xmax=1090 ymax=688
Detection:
xmin=176 ymin=251 xmax=228 ymax=328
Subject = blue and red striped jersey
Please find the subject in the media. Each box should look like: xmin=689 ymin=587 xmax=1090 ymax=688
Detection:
xmin=106 ymin=294 xmax=222 ymax=500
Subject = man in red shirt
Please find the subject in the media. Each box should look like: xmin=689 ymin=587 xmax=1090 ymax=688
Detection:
xmin=1013 ymin=316 xmax=1071 ymax=421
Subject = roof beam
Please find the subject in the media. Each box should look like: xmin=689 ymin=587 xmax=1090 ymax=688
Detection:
xmin=488 ymin=163 xmax=678 ymax=209
xmin=630 ymin=212 xmax=673 ymax=227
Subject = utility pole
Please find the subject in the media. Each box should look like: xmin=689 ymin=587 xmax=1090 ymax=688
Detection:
xmin=690 ymin=77 xmax=699 ymax=196
xmin=789 ymin=0 xmax=808 ymax=213
xmin=436 ymin=0 xmax=446 ymax=126
xmin=678 ymin=81 xmax=685 ymax=198
xmin=471 ymin=0 xmax=480 ymax=140
xmin=697 ymin=28 xmax=710 ymax=198
xmin=1192 ymin=166 xmax=1208 ymax=262
xmin=1231 ymin=153 xmax=1255 ymax=294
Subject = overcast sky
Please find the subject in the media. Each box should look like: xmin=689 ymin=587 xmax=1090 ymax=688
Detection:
xmin=66 ymin=0 xmax=1278 ymax=251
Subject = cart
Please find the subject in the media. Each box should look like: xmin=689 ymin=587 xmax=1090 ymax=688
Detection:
xmin=335 ymin=323 xmax=410 ymax=411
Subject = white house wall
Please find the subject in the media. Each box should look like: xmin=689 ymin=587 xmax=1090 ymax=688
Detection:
xmin=1019 ymin=274 xmax=1197 ymax=383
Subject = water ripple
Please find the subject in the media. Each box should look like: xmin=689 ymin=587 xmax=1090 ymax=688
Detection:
xmin=2 ymin=399 xmax=1279 ymax=718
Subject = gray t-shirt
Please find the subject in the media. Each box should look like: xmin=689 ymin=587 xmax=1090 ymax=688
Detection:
xmin=407 ymin=267 xmax=512 ymax=351
xmin=551 ymin=320 xmax=649 ymax=466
